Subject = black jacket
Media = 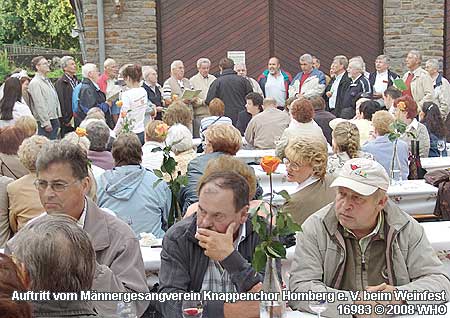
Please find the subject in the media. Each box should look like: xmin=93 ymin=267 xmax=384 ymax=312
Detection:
xmin=55 ymin=74 xmax=77 ymax=125
xmin=368 ymin=69 xmax=399 ymax=89
xmin=314 ymin=110 xmax=336 ymax=145
xmin=157 ymin=215 xmax=263 ymax=318
xmin=340 ymin=75 xmax=372 ymax=119
xmin=205 ymin=69 xmax=253 ymax=125
xmin=78 ymin=78 xmax=114 ymax=128
xmin=323 ymin=71 xmax=352 ymax=115
xmin=236 ymin=110 xmax=252 ymax=136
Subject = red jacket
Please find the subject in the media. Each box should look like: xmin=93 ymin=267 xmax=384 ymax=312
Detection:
xmin=97 ymin=73 xmax=108 ymax=93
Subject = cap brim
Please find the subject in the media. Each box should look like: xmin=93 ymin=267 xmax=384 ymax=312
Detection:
xmin=330 ymin=176 xmax=378 ymax=196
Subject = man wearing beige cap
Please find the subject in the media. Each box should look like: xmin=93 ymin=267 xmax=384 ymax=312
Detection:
xmin=289 ymin=158 xmax=450 ymax=317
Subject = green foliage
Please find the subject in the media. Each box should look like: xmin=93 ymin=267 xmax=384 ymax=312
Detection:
xmin=251 ymin=186 xmax=301 ymax=272
xmin=0 ymin=50 xmax=13 ymax=82
xmin=0 ymin=0 xmax=79 ymax=50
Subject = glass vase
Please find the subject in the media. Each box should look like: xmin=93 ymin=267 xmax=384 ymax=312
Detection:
xmin=260 ymin=257 xmax=285 ymax=318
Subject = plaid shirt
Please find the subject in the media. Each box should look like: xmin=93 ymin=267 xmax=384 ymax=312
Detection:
xmin=200 ymin=224 xmax=246 ymax=292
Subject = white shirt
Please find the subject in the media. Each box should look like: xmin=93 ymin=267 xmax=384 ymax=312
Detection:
xmin=373 ymin=71 xmax=389 ymax=94
xmin=114 ymin=87 xmax=149 ymax=134
xmin=76 ymin=198 xmax=88 ymax=229
xmin=0 ymin=101 xmax=33 ymax=128
xmin=329 ymin=72 xmax=344 ymax=109
xmin=265 ymin=72 xmax=286 ymax=106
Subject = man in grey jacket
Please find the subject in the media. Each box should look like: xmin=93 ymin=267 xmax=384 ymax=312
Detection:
xmin=289 ymin=158 xmax=450 ymax=317
xmin=157 ymin=171 xmax=262 ymax=318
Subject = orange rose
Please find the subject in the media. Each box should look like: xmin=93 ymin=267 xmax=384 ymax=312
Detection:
xmin=260 ymin=156 xmax=281 ymax=174
xmin=171 ymin=94 xmax=178 ymax=101
xmin=397 ymin=101 xmax=407 ymax=112
xmin=120 ymin=111 xmax=127 ymax=118
xmin=75 ymin=127 xmax=88 ymax=137
xmin=155 ymin=122 xmax=169 ymax=137
xmin=116 ymin=100 xmax=123 ymax=107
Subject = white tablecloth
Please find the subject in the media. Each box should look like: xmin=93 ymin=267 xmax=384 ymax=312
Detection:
xmin=236 ymin=149 xmax=276 ymax=163
xmin=422 ymin=157 xmax=450 ymax=171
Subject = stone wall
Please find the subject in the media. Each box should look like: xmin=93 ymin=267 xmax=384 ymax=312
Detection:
xmin=384 ymin=0 xmax=445 ymax=75
xmin=83 ymin=0 xmax=157 ymax=68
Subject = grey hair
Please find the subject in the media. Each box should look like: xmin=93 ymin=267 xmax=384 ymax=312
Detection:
xmin=263 ymin=97 xmax=277 ymax=108
xmin=142 ymin=65 xmax=157 ymax=80
xmin=104 ymin=58 xmax=116 ymax=68
xmin=82 ymin=63 xmax=97 ymax=78
xmin=376 ymin=54 xmax=390 ymax=65
xmin=18 ymin=135 xmax=50 ymax=172
xmin=333 ymin=55 xmax=349 ymax=69
xmin=196 ymin=58 xmax=211 ymax=68
xmin=166 ymin=124 xmax=193 ymax=154
xmin=63 ymin=132 xmax=91 ymax=153
xmin=408 ymin=50 xmax=422 ymax=62
xmin=86 ymin=121 xmax=110 ymax=151
xmin=348 ymin=59 xmax=364 ymax=72
xmin=350 ymin=56 xmax=366 ymax=72
xmin=12 ymin=214 xmax=96 ymax=292
xmin=299 ymin=54 xmax=313 ymax=64
xmin=170 ymin=60 xmax=184 ymax=70
xmin=36 ymin=140 xmax=90 ymax=179
xmin=426 ymin=58 xmax=439 ymax=71
xmin=60 ymin=56 xmax=75 ymax=70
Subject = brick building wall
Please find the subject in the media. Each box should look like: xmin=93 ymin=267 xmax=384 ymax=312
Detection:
xmin=384 ymin=0 xmax=445 ymax=75
xmin=83 ymin=0 xmax=157 ymax=68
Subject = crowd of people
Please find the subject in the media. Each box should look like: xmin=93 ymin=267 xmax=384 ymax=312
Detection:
xmin=0 ymin=48 xmax=449 ymax=317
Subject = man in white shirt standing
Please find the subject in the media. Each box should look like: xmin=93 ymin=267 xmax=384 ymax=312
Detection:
xmin=369 ymin=55 xmax=399 ymax=106
xmin=257 ymin=57 xmax=292 ymax=108
xmin=190 ymin=58 xmax=216 ymax=138
xmin=425 ymin=58 xmax=450 ymax=120
xmin=324 ymin=55 xmax=351 ymax=116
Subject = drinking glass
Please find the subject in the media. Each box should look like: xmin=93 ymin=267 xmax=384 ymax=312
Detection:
xmin=437 ymin=139 xmax=446 ymax=157
xmin=309 ymin=285 xmax=328 ymax=318
xmin=116 ymin=301 xmax=137 ymax=318
xmin=182 ymin=299 xmax=204 ymax=318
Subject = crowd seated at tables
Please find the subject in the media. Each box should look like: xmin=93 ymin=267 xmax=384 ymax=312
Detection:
xmin=2 ymin=49 xmax=450 ymax=318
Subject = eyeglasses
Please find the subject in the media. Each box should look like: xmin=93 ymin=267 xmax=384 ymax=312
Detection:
xmin=283 ymin=158 xmax=302 ymax=171
xmin=33 ymin=179 xmax=80 ymax=192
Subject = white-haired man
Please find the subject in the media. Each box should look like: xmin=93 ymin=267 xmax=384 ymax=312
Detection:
xmin=142 ymin=66 xmax=164 ymax=119
xmin=340 ymin=58 xmax=372 ymax=119
xmin=234 ymin=63 xmax=263 ymax=96
xmin=289 ymin=53 xmax=326 ymax=99
xmin=425 ymin=58 xmax=450 ymax=119
xmin=97 ymin=58 xmax=121 ymax=124
xmin=369 ymin=55 xmax=399 ymax=100
xmin=403 ymin=50 xmax=434 ymax=110
xmin=55 ymin=56 xmax=78 ymax=137
xmin=289 ymin=158 xmax=450 ymax=317
xmin=78 ymin=63 xmax=114 ymax=129
xmin=190 ymin=58 xmax=216 ymax=137
xmin=162 ymin=60 xmax=194 ymax=104
xmin=28 ymin=56 xmax=61 ymax=140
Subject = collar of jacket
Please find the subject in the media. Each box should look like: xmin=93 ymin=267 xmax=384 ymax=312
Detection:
xmin=262 ymin=69 xmax=291 ymax=82
xmin=84 ymin=197 xmax=110 ymax=251
xmin=32 ymin=299 xmax=97 ymax=317
xmin=435 ymin=73 xmax=443 ymax=88
xmin=185 ymin=213 xmax=255 ymax=244
xmin=82 ymin=78 xmax=101 ymax=91
xmin=322 ymin=200 xmax=410 ymax=287
xmin=220 ymin=69 xmax=237 ymax=76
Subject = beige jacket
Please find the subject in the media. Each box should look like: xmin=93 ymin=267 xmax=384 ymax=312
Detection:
xmin=0 ymin=176 xmax=12 ymax=248
xmin=402 ymin=67 xmax=434 ymax=110
xmin=400 ymin=119 xmax=430 ymax=158
xmin=289 ymin=200 xmax=450 ymax=317
xmin=28 ymin=73 xmax=61 ymax=127
xmin=433 ymin=75 xmax=450 ymax=119
xmin=245 ymin=107 xmax=290 ymax=149
xmin=190 ymin=73 xmax=216 ymax=117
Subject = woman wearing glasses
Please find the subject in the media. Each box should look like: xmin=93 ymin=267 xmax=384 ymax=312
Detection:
xmin=282 ymin=137 xmax=336 ymax=226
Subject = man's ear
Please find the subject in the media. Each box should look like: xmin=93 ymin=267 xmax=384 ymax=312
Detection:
xmin=239 ymin=205 xmax=249 ymax=224
xmin=377 ymin=195 xmax=388 ymax=211
xmin=81 ymin=176 xmax=92 ymax=196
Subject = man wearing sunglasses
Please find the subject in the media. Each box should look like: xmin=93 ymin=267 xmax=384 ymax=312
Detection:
xmin=8 ymin=140 xmax=149 ymax=317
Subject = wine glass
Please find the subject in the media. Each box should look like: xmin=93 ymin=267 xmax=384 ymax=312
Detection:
xmin=437 ymin=140 xmax=446 ymax=157
xmin=309 ymin=285 xmax=328 ymax=318
xmin=182 ymin=299 xmax=204 ymax=318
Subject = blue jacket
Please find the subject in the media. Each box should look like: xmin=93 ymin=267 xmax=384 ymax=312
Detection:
xmin=97 ymin=165 xmax=171 ymax=238
xmin=257 ymin=69 xmax=292 ymax=99
xmin=362 ymin=135 xmax=409 ymax=180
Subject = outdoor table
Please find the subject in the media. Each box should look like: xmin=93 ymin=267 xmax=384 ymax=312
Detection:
xmin=422 ymin=157 xmax=450 ymax=172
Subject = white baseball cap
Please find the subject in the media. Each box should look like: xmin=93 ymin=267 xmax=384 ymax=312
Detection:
xmin=330 ymin=158 xmax=389 ymax=196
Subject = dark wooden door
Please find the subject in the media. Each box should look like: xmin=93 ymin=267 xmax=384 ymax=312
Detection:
xmin=158 ymin=0 xmax=270 ymax=80
xmin=272 ymin=0 xmax=383 ymax=76
xmin=158 ymin=0 xmax=383 ymax=80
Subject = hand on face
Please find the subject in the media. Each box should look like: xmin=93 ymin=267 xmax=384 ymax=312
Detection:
xmin=195 ymin=222 xmax=236 ymax=261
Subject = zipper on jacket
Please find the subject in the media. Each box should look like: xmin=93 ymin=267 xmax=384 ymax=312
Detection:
xmin=361 ymin=253 xmax=366 ymax=271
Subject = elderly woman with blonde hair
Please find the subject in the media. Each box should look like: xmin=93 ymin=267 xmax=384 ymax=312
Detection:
xmin=166 ymin=123 xmax=197 ymax=176
xmin=327 ymin=121 xmax=373 ymax=175
xmin=163 ymin=100 xmax=194 ymax=132
xmin=7 ymin=135 xmax=49 ymax=233
xmin=283 ymin=137 xmax=336 ymax=225
xmin=180 ymin=124 xmax=242 ymax=212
